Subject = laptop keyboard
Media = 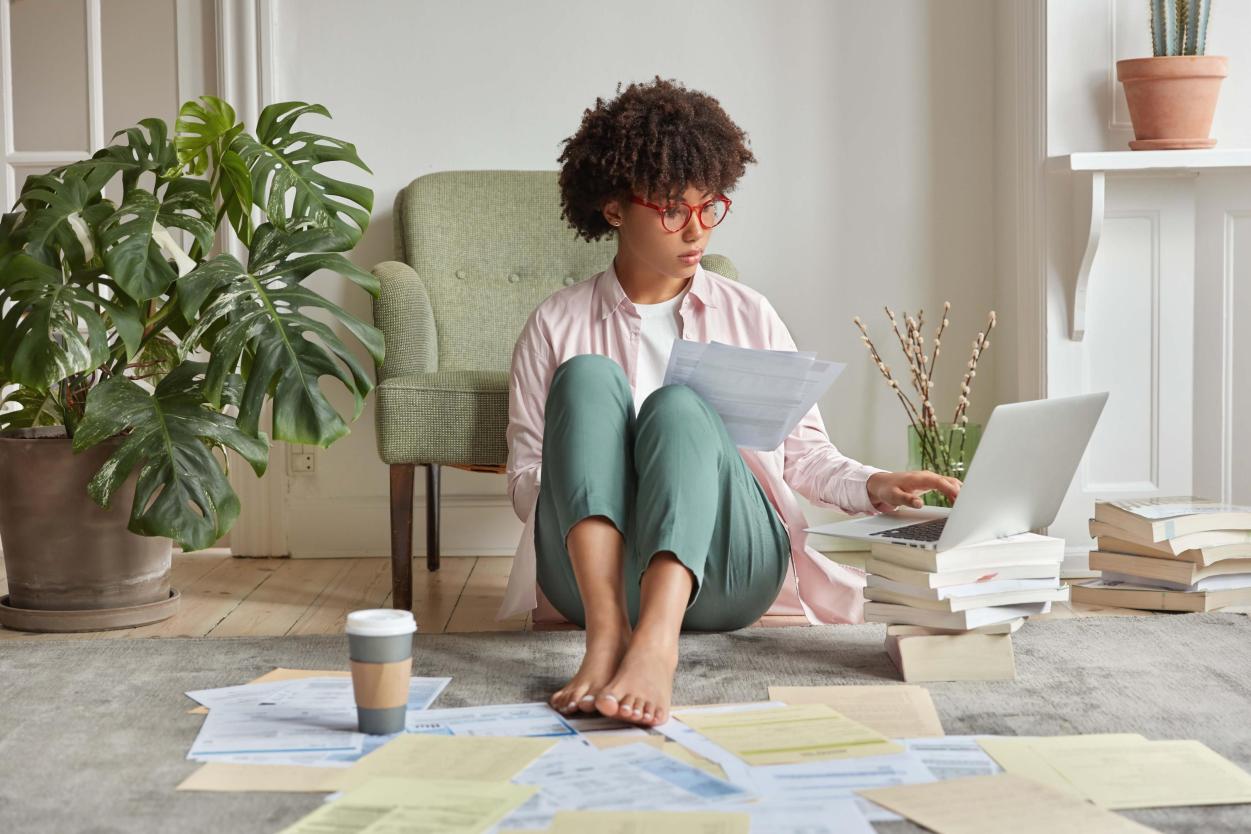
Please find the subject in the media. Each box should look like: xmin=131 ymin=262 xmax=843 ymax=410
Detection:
xmin=869 ymin=517 xmax=948 ymax=543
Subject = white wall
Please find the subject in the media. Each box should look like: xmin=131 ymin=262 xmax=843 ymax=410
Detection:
xmin=267 ymin=0 xmax=1000 ymax=557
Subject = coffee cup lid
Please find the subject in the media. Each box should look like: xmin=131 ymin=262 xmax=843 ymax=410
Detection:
xmin=346 ymin=609 xmax=417 ymax=637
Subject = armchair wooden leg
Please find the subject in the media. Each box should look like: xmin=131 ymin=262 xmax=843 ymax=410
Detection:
xmin=389 ymin=464 xmax=415 ymax=611
xmin=426 ymin=463 xmax=441 ymax=572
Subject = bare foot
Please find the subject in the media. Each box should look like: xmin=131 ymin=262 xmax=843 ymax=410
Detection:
xmin=550 ymin=626 xmax=630 ymax=715
xmin=594 ymin=633 xmax=678 ymax=727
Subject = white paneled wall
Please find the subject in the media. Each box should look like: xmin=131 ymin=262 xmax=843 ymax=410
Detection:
xmin=1038 ymin=0 xmax=1251 ymax=570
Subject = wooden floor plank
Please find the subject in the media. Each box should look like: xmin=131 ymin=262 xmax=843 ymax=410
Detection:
xmin=444 ymin=557 xmax=527 ymax=633
xmin=209 ymin=558 xmax=353 ymax=638
xmin=123 ymin=557 xmax=281 ymax=638
xmin=287 ymin=558 xmax=391 ymax=636
xmin=411 ymin=557 xmax=477 ymax=634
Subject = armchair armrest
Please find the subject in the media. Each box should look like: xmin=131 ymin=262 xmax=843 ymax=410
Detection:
xmin=371 ymin=260 xmax=438 ymax=380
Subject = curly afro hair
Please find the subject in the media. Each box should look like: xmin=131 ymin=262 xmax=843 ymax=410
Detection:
xmin=557 ymin=76 xmax=757 ymax=242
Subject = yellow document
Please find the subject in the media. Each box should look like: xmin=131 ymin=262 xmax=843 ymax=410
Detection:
xmin=335 ymin=735 xmax=555 ymax=791
xmin=1033 ymin=738 xmax=1251 ymax=809
xmin=187 ymin=668 xmax=348 ymax=714
xmin=275 ymin=777 xmax=536 ymax=834
xmin=857 ymin=772 xmax=1160 ymax=834
xmin=548 ymin=810 xmax=750 ymax=833
xmin=672 ymin=703 xmax=903 ymax=766
xmin=976 ymin=734 xmax=1148 ymax=797
xmin=176 ymin=763 xmax=342 ymax=792
xmin=768 ymin=684 xmax=945 ymax=738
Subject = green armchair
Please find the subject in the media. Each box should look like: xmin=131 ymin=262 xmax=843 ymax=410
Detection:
xmin=371 ymin=170 xmax=738 ymax=611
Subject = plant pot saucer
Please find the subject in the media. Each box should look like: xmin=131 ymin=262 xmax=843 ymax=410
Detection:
xmin=0 ymin=588 xmax=179 ymax=633
xmin=1129 ymin=137 xmax=1217 ymax=150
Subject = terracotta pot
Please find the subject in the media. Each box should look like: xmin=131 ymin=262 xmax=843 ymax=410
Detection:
xmin=0 ymin=432 xmax=172 ymax=611
xmin=1117 ymin=55 xmax=1228 ymax=150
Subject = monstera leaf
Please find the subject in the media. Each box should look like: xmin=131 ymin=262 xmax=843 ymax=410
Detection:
xmin=98 ymin=179 xmax=214 ymax=301
xmin=0 ymin=384 xmax=63 ymax=432
xmin=0 ymin=253 xmax=125 ymax=389
xmin=177 ymin=225 xmax=382 ymax=446
xmin=232 ymin=102 xmax=372 ymax=250
xmin=176 ymin=96 xmax=253 ymax=247
xmin=72 ymin=363 xmax=269 ymax=551
xmin=16 ymin=170 xmax=113 ymax=267
xmin=83 ymin=118 xmax=182 ymax=196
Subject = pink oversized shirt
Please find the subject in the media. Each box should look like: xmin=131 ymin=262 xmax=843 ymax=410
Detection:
xmin=500 ymin=260 xmax=886 ymax=624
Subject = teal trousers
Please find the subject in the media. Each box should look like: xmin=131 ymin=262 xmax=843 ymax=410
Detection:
xmin=534 ymin=354 xmax=791 ymax=632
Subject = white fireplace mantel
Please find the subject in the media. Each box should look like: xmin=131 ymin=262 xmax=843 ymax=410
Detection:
xmin=1054 ymin=149 xmax=1251 ymax=341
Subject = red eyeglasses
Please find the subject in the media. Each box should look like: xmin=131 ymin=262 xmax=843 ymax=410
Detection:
xmin=629 ymin=194 xmax=732 ymax=233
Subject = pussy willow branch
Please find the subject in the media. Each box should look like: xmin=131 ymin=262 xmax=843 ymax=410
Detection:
xmin=953 ymin=310 xmax=996 ymax=426
xmin=855 ymin=316 xmax=944 ymax=470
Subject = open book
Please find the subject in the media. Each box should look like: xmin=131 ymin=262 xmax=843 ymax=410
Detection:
xmin=663 ymin=340 xmax=845 ymax=451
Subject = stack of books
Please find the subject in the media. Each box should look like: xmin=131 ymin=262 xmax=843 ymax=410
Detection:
xmin=1072 ymin=497 xmax=1251 ymax=612
xmin=862 ymin=532 xmax=1068 ymax=681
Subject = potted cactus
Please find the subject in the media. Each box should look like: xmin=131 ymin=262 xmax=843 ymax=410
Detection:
xmin=0 ymin=97 xmax=381 ymax=632
xmin=1117 ymin=0 xmax=1226 ymax=150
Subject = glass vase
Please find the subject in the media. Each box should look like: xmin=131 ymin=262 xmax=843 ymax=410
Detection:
xmin=906 ymin=422 xmax=982 ymax=508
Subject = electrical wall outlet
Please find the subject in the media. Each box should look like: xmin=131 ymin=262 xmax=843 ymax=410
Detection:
xmin=287 ymin=444 xmax=316 ymax=475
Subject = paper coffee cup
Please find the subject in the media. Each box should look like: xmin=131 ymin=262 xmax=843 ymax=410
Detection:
xmin=346 ymin=609 xmax=416 ymax=735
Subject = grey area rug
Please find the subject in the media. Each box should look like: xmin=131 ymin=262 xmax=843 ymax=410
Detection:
xmin=1 ymin=614 xmax=1250 ymax=834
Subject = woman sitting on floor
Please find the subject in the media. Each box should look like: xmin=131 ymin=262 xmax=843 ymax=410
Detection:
xmin=501 ymin=76 xmax=959 ymax=728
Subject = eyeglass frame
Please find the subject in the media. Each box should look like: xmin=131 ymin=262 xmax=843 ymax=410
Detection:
xmin=628 ymin=194 xmax=733 ymax=233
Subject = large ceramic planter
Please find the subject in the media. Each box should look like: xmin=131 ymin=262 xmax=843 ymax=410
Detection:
xmin=1117 ymin=55 xmax=1228 ymax=150
xmin=0 ymin=430 xmax=178 ymax=632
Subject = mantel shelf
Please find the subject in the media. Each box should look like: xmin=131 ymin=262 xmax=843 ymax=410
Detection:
xmin=1063 ymin=149 xmax=1251 ymax=172
xmin=1060 ymin=149 xmax=1251 ymax=341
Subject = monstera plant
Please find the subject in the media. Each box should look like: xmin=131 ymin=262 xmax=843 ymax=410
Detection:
xmin=0 ymin=96 xmax=382 ymax=554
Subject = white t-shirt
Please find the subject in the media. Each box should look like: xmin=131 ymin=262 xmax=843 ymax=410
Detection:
xmin=631 ymin=287 xmax=689 ymax=413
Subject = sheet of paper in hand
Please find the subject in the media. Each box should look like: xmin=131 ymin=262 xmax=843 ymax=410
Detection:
xmin=663 ymin=340 xmax=844 ymax=451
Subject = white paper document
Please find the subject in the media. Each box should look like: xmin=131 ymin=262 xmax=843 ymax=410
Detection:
xmin=745 ymin=798 xmax=875 ymax=834
xmin=904 ymin=736 xmax=1003 ymax=781
xmin=187 ymin=676 xmax=450 ymax=713
xmin=748 ymin=746 xmax=938 ymax=823
xmin=406 ymin=702 xmax=581 ymax=739
xmin=185 ymin=677 xmax=452 ymax=767
xmin=187 ymin=701 xmax=365 ymax=761
xmin=662 ymin=340 xmax=845 ymax=450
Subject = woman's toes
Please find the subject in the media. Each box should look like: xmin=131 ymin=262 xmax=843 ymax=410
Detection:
xmin=575 ymin=693 xmax=598 ymax=713
xmin=595 ymin=691 xmax=622 ymax=717
xmin=641 ymin=701 xmax=655 ymax=724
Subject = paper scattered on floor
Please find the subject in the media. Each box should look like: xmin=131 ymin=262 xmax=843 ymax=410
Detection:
xmin=275 ymin=777 xmax=535 ymax=834
xmin=334 ymin=735 xmax=556 ymax=792
xmin=547 ymin=809 xmax=750 ymax=834
xmin=495 ymin=741 xmax=755 ymax=831
xmin=671 ymin=703 xmax=904 ymax=766
xmin=767 ymin=684 xmax=945 ymax=738
xmin=746 ymin=741 xmax=937 ymax=823
xmin=184 ymin=676 xmax=451 ymax=766
xmin=406 ymin=702 xmax=582 ymax=740
xmin=857 ymin=772 xmax=1161 ymax=834
xmin=1038 ymin=738 xmax=1251 ymax=809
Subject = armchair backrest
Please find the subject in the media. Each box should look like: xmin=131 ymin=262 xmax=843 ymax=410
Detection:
xmin=392 ymin=170 xmax=738 ymax=372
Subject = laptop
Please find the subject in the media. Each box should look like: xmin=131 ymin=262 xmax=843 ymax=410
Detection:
xmin=807 ymin=392 xmax=1109 ymax=551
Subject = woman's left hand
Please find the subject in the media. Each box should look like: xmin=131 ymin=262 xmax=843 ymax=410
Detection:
xmin=866 ymin=471 xmax=961 ymax=513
